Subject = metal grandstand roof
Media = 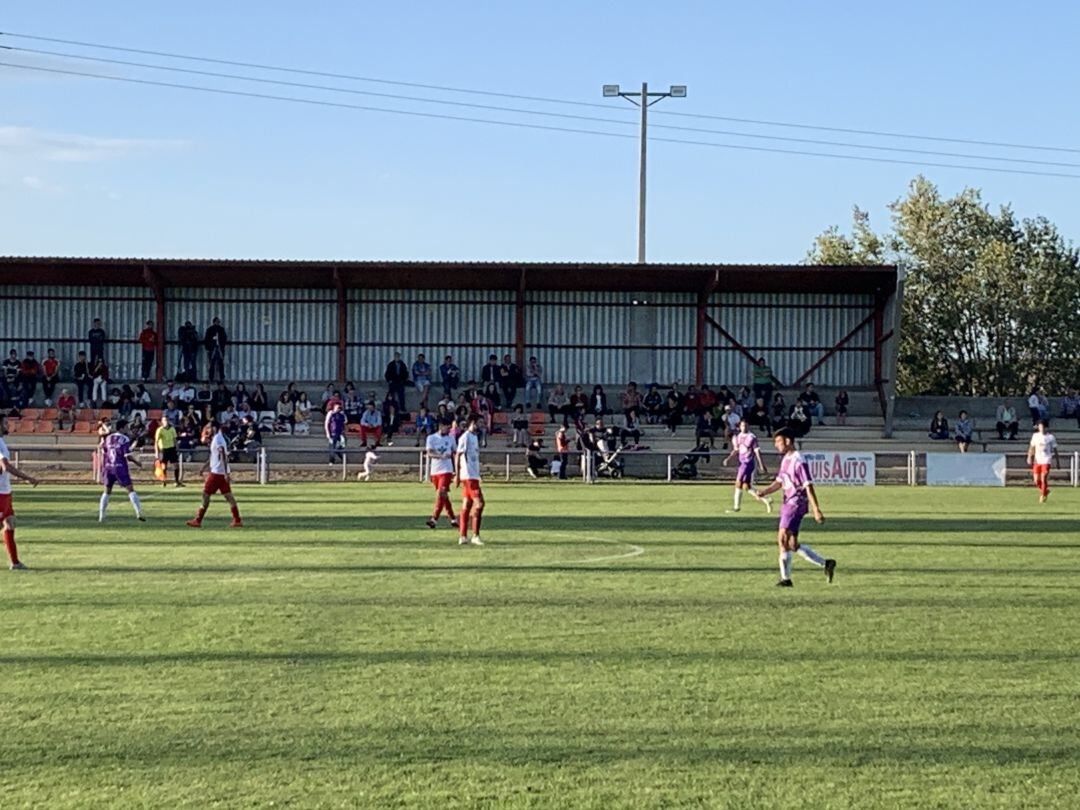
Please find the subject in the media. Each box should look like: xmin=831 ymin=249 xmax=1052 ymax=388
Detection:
xmin=0 ymin=256 xmax=897 ymax=294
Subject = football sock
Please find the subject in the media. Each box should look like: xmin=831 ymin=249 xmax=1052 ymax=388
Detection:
xmin=2 ymin=529 xmax=18 ymax=564
xmin=779 ymin=550 xmax=793 ymax=580
xmin=472 ymin=508 xmax=483 ymax=536
xmin=128 ymin=491 xmax=143 ymax=517
xmin=797 ymin=544 xmax=826 ymax=567
xmin=195 ymin=507 xmax=207 ymax=522
xmin=442 ymin=495 xmax=455 ymax=520
xmin=734 ymin=488 xmax=743 ymax=509
xmin=173 ymin=465 xmax=181 ymax=483
xmin=230 ymin=504 xmax=241 ymax=521
xmin=99 ymin=493 xmax=110 ymax=521
xmin=460 ymin=503 xmax=472 ymax=537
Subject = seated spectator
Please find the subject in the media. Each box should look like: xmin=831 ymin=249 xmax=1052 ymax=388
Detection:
xmin=698 ymin=384 xmax=718 ymax=415
xmin=117 ymin=385 xmax=136 ymax=417
xmin=237 ymin=416 xmax=262 ymax=463
xmin=726 ymin=396 xmax=743 ymax=419
xmin=232 ymin=382 xmax=250 ymax=409
xmin=996 ymin=400 xmax=1019 ymax=440
xmin=748 ymin=397 xmax=771 ymax=434
xmin=248 ymin=383 xmax=268 ymax=413
xmin=525 ymin=438 xmax=547 ymax=478
xmin=787 ymin=402 xmax=811 ymax=438
xmin=129 ymin=412 xmax=149 ymax=448
xmin=479 ymin=382 xmax=500 ymax=411
xmin=319 ymin=383 xmax=336 ymax=413
xmin=178 ymin=382 xmax=196 ymax=404
xmin=439 ymin=355 xmax=461 ymax=401
xmin=770 ymin=392 xmax=787 ymax=430
xmin=716 ymin=385 xmax=735 ymax=408
xmin=683 ymin=385 xmax=702 ymax=416
xmin=16 ymin=351 xmax=41 ymax=407
xmin=642 ymin=384 xmax=664 ymax=424
xmin=163 ymin=399 xmax=182 ymax=427
xmin=161 ymin=380 xmax=179 ymax=405
xmin=195 ymin=384 xmax=212 ymax=404
xmin=344 ymin=384 xmax=363 ymax=424
xmin=568 ymin=385 xmax=588 ymax=426
xmin=1060 ymin=388 xmax=1080 ymax=422
xmin=275 ymin=391 xmax=295 ymax=433
xmin=210 ymin=383 xmax=231 ymax=416
xmin=359 ymin=400 xmax=383 ymax=446
xmin=218 ymin=404 xmax=238 ymax=425
xmin=381 ymin=393 xmax=402 ymax=446
xmin=56 ymin=388 xmax=77 ymax=431
xmin=695 ymin=410 xmax=717 ymax=448
xmin=547 ymin=384 xmax=570 ymax=424
xmin=42 ymin=348 xmax=60 ymax=406
xmin=499 ymin=353 xmax=521 ymax=408
xmin=665 ymin=386 xmax=684 ymax=435
xmin=414 ymin=406 xmax=436 ymax=447
xmin=620 ymin=408 xmax=642 ymax=446
xmin=835 ymin=390 xmax=850 ymax=426
xmin=798 ymin=383 xmax=826 ymax=425
xmin=412 ymin=353 xmax=432 ymax=409
xmin=1028 ymin=386 xmax=1049 ymax=425
xmin=736 ymin=386 xmax=754 ymax=413
xmin=928 ymin=411 xmax=949 ymax=440
xmin=590 ymin=385 xmax=609 ymax=416
xmin=955 ymin=410 xmax=974 ymax=453
xmin=178 ymin=412 xmax=199 ymax=457
xmin=509 ymin=404 xmax=529 ymax=447
xmin=294 ymin=392 xmax=313 ymax=434
xmin=471 ymin=390 xmax=492 ymax=446
xmin=722 ymin=403 xmax=741 ymax=442
xmin=620 ymin=382 xmax=641 ymax=419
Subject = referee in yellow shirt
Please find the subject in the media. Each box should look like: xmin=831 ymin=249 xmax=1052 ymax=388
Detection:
xmin=155 ymin=414 xmax=183 ymax=487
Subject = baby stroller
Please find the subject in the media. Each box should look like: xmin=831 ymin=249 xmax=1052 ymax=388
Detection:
xmin=674 ymin=442 xmax=711 ymax=480
xmin=594 ymin=434 xmax=626 ymax=479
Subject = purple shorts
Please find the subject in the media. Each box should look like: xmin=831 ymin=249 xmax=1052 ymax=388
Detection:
xmin=779 ymin=501 xmax=808 ymax=534
xmin=736 ymin=459 xmax=755 ymax=485
xmin=104 ymin=468 xmax=132 ymax=489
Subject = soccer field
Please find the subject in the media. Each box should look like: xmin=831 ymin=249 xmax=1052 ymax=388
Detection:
xmin=1 ymin=482 xmax=1078 ymax=808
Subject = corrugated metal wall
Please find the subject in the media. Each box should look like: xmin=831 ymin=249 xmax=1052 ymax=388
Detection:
xmin=0 ymin=285 xmax=155 ymax=380
xmin=650 ymin=293 xmax=696 ymax=385
xmin=525 ymin=291 xmax=634 ymax=385
xmin=705 ymin=293 xmax=874 ymax=387
xmin=165 ymin=288 xmax=338 ymax=382
xmin=348 ymin=289 xmax=515 ymax=382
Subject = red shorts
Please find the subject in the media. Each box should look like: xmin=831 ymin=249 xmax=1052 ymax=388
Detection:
xmin=461 ymin=479 xmax=483 ymax=500
xmin=0 ymin=493 xmax=13 ymax=521
xmin=431 ymin=473 xmax=453 ymax=491
xmin=1032 ymin=463 xmax=1051 ymax=478
xmin=203 ymin=473 xmax=232 ymax=496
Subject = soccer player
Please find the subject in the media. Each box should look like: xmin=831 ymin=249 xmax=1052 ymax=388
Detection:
xmin=722 ymin=418 xmax=772 ymax=513
xmin=155 ymin=413 xmax=183 ymax=487
xmin=454 ymin=415 xmax=485 ymax=546
xmin=425 ymin=419 xmax=458 ymax=530
xmin=1027 ymin=420 xmax=1058 ymax=503
xmin=99 ymin=419 xmax=146 ymax=522
xmin=0 ymin=415 xmax=40 ymax=570
xmin=187 ymin=422 xmax=243 ymax=528
xmin=753 ymin=428 xmax=835 ymax=587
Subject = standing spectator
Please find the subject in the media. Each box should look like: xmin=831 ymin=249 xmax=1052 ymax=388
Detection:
xmin=524 ymin=356 xmax=543 ymax=409
xmin=178 ymin=320 xmax=200 ymax=381
xmin=554 ymin=425 xmax=571 ymax=480
xmin=275 ymin=391 xmax=295 ymax=433
xmin=798 ymin=383 xmax=826 ymax=425
xmin=499 ymin=353 xmax=521 ymax=408
xmin=751 ymin=356 xmax=774 ymax=405
xmin=138 ymin=320 xmax=158 ymax=382
xmin=509 ymin=404 xmax=529 ymax=447
xmin=2 ymin=350 xmax=20 ymax=408
xmin=834 ymin=390 xmax=850 ymax=426
xmin=996 ymin=400 xmax=1020 ymax=440
xmin=412 ymin=353 xmax=432 ymax=409
xmin=642 ymin=384 xmax=663 ymax=424
xmin=359 ymin=401 xmax=383 ymax=446
xmin=384 ymin=352 xmax=409 ymax=411
xmin=439 ymin=355 xmax=460 ymax=401
xmin=90 ymin=356 xmax=109 ymax=407
xmin=56 ymin=389 xmax=77 ymax=431
xmin=88 ymin=318 xmax=107 ymax=364
xmin=382 ymin=393 xmax=403 ymax=446
xmin=547 ymin=384 xmax=570 ymax=425
xmin=929 ymin=411 xmax=949 ymax=440
xmin=73 ymin=351 xmax=91 ymax=408
xmin=955 ymin=410 xmax=974 ymax=453
xmin=325 ymin=402 xmax=347 ymax=465
xmin=18 ymin=351 xmax=41 ymax=407
xmin=204 ymin=317 xmax=228 ymax=384
xmin=590 ymin=385 xmax=609 ymax=417
xmin=42 ymin=349 xmax=60 ymax=406
xmin=414 ymin=406 xmax=436 ymax=447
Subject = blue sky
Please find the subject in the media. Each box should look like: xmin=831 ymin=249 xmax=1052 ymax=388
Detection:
xmin=2 ymin=1 xmax=1078 ymax=263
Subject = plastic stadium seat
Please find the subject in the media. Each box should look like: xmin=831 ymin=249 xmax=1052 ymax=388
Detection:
xmin=492 ymin=412 xmax=509 ymax=425
xmin=529 ymin=412 xmax=547 ymax=424
xmin=41 ymin=408 xmax=58 ymax=420
xmin=73 ymin=421 xmax=92 ymax=434
xmin=148 ymin=409 xmax=163 ymax=420
xmin=21 ymin=408 xmax=40 ymax=420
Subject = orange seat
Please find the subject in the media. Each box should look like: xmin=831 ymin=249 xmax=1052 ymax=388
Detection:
xmin=41 ymin=408 xmax=58 ymax=419
xmin=492 ymin=412 xmax=509 ymax=425
xmin=529 ymin=412 xmax=547 ymax=424
xmin=73 ymin=421 xmax=92 ymax=434
xmin=529 ymin=425 xmax=547 ymax=436
xmin=147 ymin=409 xmax=163 ymax=420
xmin=21 ymin=408 xmax=40 ymax=420
xmin=35 ymin=421 xmax=56 ymax=434
xmin=11 ymin=419 xmax=34 ymax=433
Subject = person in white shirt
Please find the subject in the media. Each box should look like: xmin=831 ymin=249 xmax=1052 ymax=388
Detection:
xmin=1026 ymin=420 xmax=1058 ymax=504
xmin=186 ymin=422 xmax=243 ymax=527
xmin=454 ymin=416 xmax=485 ymax=546
xmin=424 ymin=419 xmax=459 ymax=530
xmin=0 ymin=415 xmax=40 ymax=570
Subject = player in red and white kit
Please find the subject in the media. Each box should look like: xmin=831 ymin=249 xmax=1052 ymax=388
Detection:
xmin=0 ymin=415 xmax=40 ymax=570
xmin=425 ymin=418 xmax=458 ymax=530
xmin=187 ymin=422 xmax=243 ymax=527
xmin=454 ymin=415 xmax=485 ymax=546
xmin=1026 ymin=420 xmax=1058 ymax=503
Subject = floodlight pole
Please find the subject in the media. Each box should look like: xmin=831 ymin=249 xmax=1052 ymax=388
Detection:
xmin=604 ymin=82 xmax=687 ymax=263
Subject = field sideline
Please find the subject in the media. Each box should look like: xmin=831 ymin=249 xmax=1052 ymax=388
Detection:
xmin=1 ymin=482 xmax=1078 ymax=808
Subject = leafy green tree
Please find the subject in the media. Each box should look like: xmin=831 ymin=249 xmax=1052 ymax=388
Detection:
xmin=808 ymin=176 xmax=1080 ymax=396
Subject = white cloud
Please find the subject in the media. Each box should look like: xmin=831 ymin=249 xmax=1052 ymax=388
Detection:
xmin=0 ymin=125 xmax=186 ymax=162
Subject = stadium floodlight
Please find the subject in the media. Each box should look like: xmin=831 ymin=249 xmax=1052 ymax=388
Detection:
xmin=602 ymin=84 xmax=621 ymax=97
xmin=669 ymin=85 xmax=687 ymax=98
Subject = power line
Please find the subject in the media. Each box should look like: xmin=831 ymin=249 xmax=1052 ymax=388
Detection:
xmin=4 ymin=29 xmax=1079 ymax=156
xmin=8 ymin=44 xmax=1080 ymax=171
xmin=3 ymin=60 xmax=1079 ymax=180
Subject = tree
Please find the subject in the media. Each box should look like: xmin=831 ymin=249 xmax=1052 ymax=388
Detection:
xmin=807 ymin=177 xmax=1080 ymax=396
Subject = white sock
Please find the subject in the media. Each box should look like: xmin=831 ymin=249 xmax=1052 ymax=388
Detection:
xmin=99 ymin=493 xmax=110 ymax=521
xmin=129 ymin=491 xmax=143 ymax=517
xmin=779 ymin=550 xmax=793 ymax=580
xmin=797 ymin=544 xmax=826 ymax=567
xmin=734 ymin=488 xmax=743 ymax=509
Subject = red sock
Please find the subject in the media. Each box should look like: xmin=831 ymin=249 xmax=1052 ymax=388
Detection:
xmin=195 ymin=507 xmax=206 ymax=521
xmin=472 ymin=508 xmax=484 ymax=536
xmin=441 ymin=494 xmax=455 ymax=520
xmin=432 ymin=497 xmax=444 ymax=520
xmin=3 ymin=529 xmax=18 ymax=565
xmin=460 ymin=502 xmax=471 ymax=535
xmin=230 ymin=504 xmax=241 ymax=521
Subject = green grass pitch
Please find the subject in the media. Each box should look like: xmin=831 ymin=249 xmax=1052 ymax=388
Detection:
xmin=1 ymin=482 xmax=1078 ymax=808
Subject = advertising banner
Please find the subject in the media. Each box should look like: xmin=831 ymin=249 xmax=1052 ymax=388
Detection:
xmin=802 ymin=451 xmax=876 ymax=486
xmin=925 ymin=453 xmax=1007 ymax=486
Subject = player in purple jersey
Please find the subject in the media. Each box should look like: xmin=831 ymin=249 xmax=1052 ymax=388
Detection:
xmin=99 ymin=419 xmax=146 ymax=522
xmin=722 ymin=419 xmax=771 ymax=513
xmin=752 ymin=428 xmax=834 ymax=587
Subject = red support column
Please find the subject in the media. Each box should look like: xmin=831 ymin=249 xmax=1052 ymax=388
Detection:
xmin=334 ymin=267 xmax=347 ymax=383
xmin=695 ymin=290 xmax=706 ymax=386
xmin=143 ymin=263 xmax=166 ymax=383
xmin=873 ymin=293 xmax=886 ymax=419
xmin=515 ymin=270 xmax=527 ymax=367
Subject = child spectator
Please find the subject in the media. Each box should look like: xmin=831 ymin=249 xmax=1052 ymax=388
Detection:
xmin=955 ymin=410 xmax=974 ymax=453
xmin=509 ymin=404 xmax=529 ymax=447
